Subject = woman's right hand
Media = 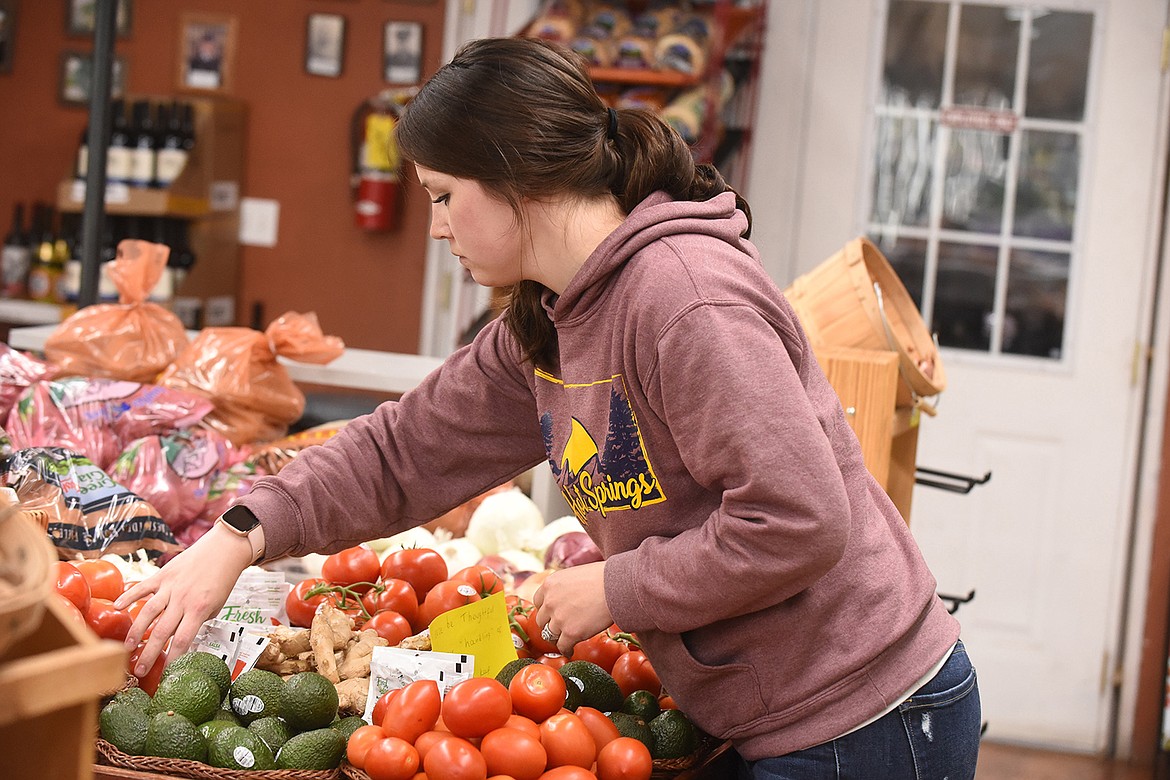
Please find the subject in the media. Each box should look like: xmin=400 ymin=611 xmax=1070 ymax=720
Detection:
xmin=115 ymin=520 xmax=256 ymax=676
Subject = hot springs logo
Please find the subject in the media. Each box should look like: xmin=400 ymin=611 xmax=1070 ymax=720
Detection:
xmin=538 ymin=372 xmax=665 ymax=525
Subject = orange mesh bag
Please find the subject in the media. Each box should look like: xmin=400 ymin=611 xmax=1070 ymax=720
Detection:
xmin=43 ymin=239 xmax=190 ymax=383
xmin=158 ymin=312 xmax=345 ymax=446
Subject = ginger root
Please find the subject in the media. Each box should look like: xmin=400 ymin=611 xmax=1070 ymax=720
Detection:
xmin=310 ymin=602 xmax=353 ymax=682
xmin=335 ymin=676 xmax=370 ymax=715
xmin=338 ymin=629 xmax=389 ymax=681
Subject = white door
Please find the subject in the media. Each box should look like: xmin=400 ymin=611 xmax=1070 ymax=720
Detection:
xmin=748 ymin=0 xmax=1170 ymax=753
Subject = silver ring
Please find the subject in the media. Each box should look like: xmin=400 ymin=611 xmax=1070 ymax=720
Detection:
xmin=541 ymin=624 xmax=558 ymax=643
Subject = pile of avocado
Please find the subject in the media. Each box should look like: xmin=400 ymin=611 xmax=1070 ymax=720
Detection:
xmin=99 ymin=651 xmax=364 ymax=771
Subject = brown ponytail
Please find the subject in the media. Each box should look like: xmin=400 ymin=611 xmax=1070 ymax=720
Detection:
xmin=396 ymin=37 xmax=751 ymax=368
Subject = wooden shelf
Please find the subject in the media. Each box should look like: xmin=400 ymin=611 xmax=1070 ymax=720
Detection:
xmin=588 ymin=66 xmax=700 ymax=88
xmin=57 ymin=180 xmax=211 ymax=218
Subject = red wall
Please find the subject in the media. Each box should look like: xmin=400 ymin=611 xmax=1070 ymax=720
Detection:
xmin=0 ymin=0 xmax=447 ymax=353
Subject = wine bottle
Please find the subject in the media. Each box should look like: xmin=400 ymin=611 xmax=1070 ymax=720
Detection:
xmin=52 ymin=212 xmax=73 ymax=304
xmin=75 ymin=123 xmax=89 ymax=183
xmin=1 ymin=202 xmax=31 ymax=299
xmin=128 ymin=100 xmax=158 ymax=188
xmin=156 ymin=100 xmax=189 ymax=188
xmin=27 ymin=205 xmax=61 ymax=304
xmin=106 ymin=100 xmax=133 ymax=186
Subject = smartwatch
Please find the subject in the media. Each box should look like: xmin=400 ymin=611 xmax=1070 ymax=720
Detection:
xmin=216 ymin=505 xmax=265 ymax=563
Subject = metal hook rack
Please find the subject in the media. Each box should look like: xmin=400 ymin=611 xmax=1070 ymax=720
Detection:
xmin=915 ymin=466 xmax=992 ymax=494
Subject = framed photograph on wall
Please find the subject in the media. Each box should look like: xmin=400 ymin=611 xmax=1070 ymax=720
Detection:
xmin=65 ymin=0 xmax=133 ymax=38
xmin=305 ymin=13 xmax=346 ymax=78
xmin=59 ymin=50 xmax=126 ymax=105
xmin=177 ymin=12 xmax=237 ymax=93
xmin=0 ymin=0 xmax=16 ymax=74
xmin=383 ymin=21 xmax=422 ymax=84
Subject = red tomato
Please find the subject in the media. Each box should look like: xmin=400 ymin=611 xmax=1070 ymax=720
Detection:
xmin=382 ymin=548 xmax=449 ymax=601
xmin=52 ymin=561 xmax=91 ymax=614
xmin=85 ymin=598 xmax=132 ymax=641
xmin=322 ymin=545 xmax=382 ymax=592
xmin=365 ymin=736 xmax=421 ymax=780
xmin=610 ymin=650 xmax=661 ymax=698
xmin=362 ymin=578 xmax=421 ymax=629
xmin=539 ymin=712 xmax=596 ymax=769
xmin=574 ymin=707 xmax=620 ymax=754
xmin=452 ymin=565 xmax=505 ymax=597
xmin=508 ymin=662 xmax=568 ymax=723
xmin=347 ymin=725 xmax=389 ymax=770
xmin=366 ymin=610 xmax=414 ymax=646
xmin=596 ymin=737 xmax=653 ymax=780
xmin=570 ymin=631 xmax=627 ymax=673
xmin=504 ymin=714 xmax=542 ymax=740
xmin=285 ymin=577 xmax=329 ymax=628
xmin=420 ymin=579 xmax=482 ymax=627
xmin=128 ymin=641 xmax=169 ymax=695
xmin=413 ymin=730 xmax=449 ymax=763
xmin=75 ymin=559 xmax=124 ymax=601
xmin=372 ymin=688 xmax=403 ymax=729
xmin=422 ymin=735 xmax=488 ymax=780
xmin=657 ymin=694 xmax=677 ymax=710
xmin=517 ymin=609 xmax=558 ymax=656
xmin=538 ymin=653 xmax=568 ymax=670
xmin=382 ymin=679 xmax=442 ymax=743
xmin=479 ymin=727 xmax=548 ymax=780
xmin=539 ymin=768 xmax=596 ymax=780
xmin=442 ymin=678 xmax=512 ymax=739
xmin=50 ymin=592 xmax=89 ymax=632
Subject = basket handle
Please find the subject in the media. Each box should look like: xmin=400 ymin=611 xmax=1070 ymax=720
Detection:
xmin=873 ymin=281 xmax=941 ymax=417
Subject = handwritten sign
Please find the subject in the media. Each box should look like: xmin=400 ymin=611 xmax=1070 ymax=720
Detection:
xmin=428 ymin=592 xmax=517 ymax=679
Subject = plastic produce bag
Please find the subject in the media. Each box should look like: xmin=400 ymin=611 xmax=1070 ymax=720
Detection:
xmin=5 ymin=446 xmax=182 ymax=561
xmin=5 ymin=376 xmax=214 ymax=470
xmin=0 ymin=345 xmax=58 ymax=424
xmin=43 ymin=239 xmax=190 ymax=383
xmin=158 ymin=311 xmax=345 ymax=445
xmin=109 ymin=428 xmax=237 ymax=533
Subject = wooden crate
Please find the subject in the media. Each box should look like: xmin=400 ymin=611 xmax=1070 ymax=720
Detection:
xmin=0 ymin=595 xmax=127 ymax=780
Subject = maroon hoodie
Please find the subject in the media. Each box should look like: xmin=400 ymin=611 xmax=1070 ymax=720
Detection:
xmin=241 ymin=191 xmax=960 ymax=759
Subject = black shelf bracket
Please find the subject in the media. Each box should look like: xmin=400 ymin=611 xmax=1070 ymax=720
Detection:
xmin=915 ymin=466 xmax=992 ymax=494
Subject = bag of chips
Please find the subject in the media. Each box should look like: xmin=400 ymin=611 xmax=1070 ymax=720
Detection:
xmin=0 ymin=345 xmax=58 ymax=423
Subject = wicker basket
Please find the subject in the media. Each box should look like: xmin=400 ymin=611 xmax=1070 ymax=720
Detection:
xmin=0 ymin=504 xmax=57 ymax=659
xmin=785 ymin=236 xmax=946 ymax=408
xmin=96 ymin=738 xmax=341 ymax=779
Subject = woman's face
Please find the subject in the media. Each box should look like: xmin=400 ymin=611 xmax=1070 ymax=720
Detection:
xmin=415 ymin=164 xmax=524 ymax=287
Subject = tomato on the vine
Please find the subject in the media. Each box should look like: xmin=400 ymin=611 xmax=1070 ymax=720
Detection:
xmin=322 ymin=545 xmax=381 ymax=593
xmin=452 ymin=564 xmax=505 ymax=597
xmin=381 ymin=548 xmax=448 ymax=601
xmin=366 ymin=610 xmax=414 ymax=646
xmin=611 ymin=649 xmax=661 ymax=697
xmin=539 ymin=712 xmax=597 ymax=769
xmin=480 ymin=726 xmax=547 ymax=780
xmin=85 ymin=598 xmax=132 ymax=641
xmin=570 ymin=630 xmax=628 ymax=672
xmin=422 ymin=735 xmax=487 ymax=780
xmin=75 ymin=559 xmax=123 ymax=601
xmin=364 ymin=736 xmax=421 ymax=780
xmin=53 ymin=561 xmax=91 ymax=614
xmin=285 ymin=577 xmax=329 ymax=628
xmin=596 ymin=736 xmax=654 ymax=780
xmin=381 ymin=679 xmax=442 ymax=743
xmin=362 ymin=577 xmax=420 ymax=629
xmin=346 ymin=725 xmax=388 ymax=770
xmin=509 ymin=662 xmax=568 ymax=723
xmin=441 ymin=677 xmax=512 ymax=739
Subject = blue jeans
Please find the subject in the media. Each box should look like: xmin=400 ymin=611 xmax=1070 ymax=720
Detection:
xmin=742 ymin=640 xmax=981 ymax=780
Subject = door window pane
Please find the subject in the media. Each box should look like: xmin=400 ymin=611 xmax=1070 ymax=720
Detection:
xmin=1014 ymin=130 xmax=1079 ymax=241
xmin=1026 ymin=12 xmax=1093 ymax=120
xmin=942 ymin=128 xmax=1008 ymax=233
xmin=883 ymin=0 xmax=949 ymax=108
xmin=932 ymin=242 xmax=997 ymax=350
xmin=878 ymin=236 xmax=929 ymax=311
xmin=1003 ymin=249 xmax=1068 ymax=358
xmin=954 ymin=4 xmax=1019 ymax=109
xmin=871 ymin=116 xmax=936 ymax=228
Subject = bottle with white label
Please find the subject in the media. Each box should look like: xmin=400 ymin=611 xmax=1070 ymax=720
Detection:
xmin=128 ymin=100 xmax=157 ymax=189
xmin=106 ymin=100 xmax=133 ymax=186
xmin=156 ymin=101 xmax=190 ymax=188
xmin=1 ymin=202 xmax=31 ymax=299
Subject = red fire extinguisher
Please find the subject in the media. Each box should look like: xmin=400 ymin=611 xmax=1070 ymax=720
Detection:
xmin=350 ymin=89 xmax=415 ymax=232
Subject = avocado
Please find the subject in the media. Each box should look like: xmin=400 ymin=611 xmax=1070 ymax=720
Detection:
xmin=162 ymin=651 xmax=233 ymax=699
xmin=228 ymin=668 xmax=288 ymax=725
xmin=148 ymin=672 xmax=222 ymax=729
xmin=559 ymin=659 xmax=624 ymax=713
xmin=99 ymin=700 xmax=150 ymax=755
xmin=143 ymin=711 xmax=207 ymax=763
xmin=648 ymin=708 xmax=698 ymax=760
xmin=275 ymin=727 xmax=347 ymax=770
xmin=283 ymin=671 xmax=339 ymax=732
xmin=207 ymin=725 xmax=277 ymax=770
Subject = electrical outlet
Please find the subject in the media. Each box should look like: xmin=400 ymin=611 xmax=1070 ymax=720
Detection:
xmin=239 ymin=197 xmax=280 ymax=247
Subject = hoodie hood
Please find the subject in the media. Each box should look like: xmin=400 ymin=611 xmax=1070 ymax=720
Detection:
xmin=553 ymin=191 xmax=751 ymax=321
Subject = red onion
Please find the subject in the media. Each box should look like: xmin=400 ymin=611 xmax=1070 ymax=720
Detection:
xmin=544 ymin=532 xmax=603 ymax=569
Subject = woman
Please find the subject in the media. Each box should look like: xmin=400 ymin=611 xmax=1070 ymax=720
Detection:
xmin=120 ymin=37 xmax=980 ymax=779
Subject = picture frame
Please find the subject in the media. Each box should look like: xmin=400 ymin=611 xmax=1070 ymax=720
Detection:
xmin=0 ymin=0 xmax=15 ymax=74
xmin=383 ymin=21 xmax=422 ymax=85
xmin=65 ymin=0 xmax=133 ymax=38
xmin=59 ymin=50 xmax=126 ymax=105
xmin=177 ymin=12 xmax=237 ymax=93
xmin=305 ymin=13 xmax=346 ymax=78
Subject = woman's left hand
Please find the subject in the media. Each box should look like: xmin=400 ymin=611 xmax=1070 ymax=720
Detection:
xmin=532 ymin=561 xmax=611 ymax=656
